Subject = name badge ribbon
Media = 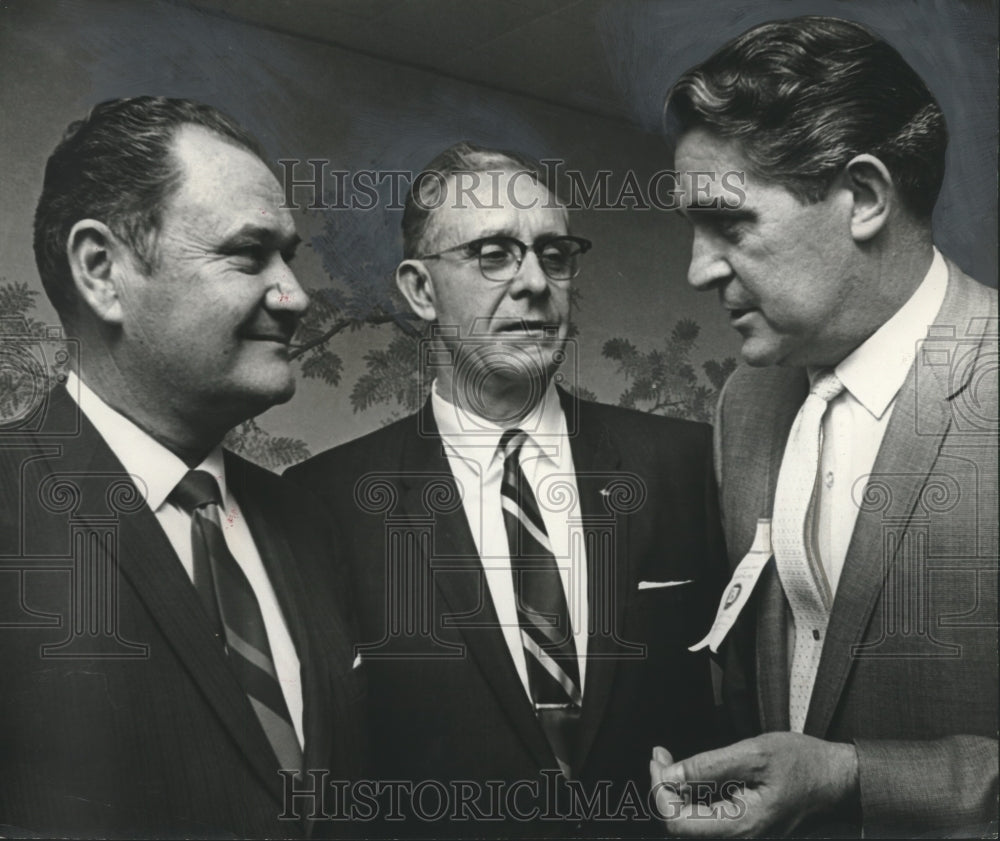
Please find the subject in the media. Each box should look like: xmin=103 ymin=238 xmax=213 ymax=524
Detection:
xmin=690 ymin=519 xmax=773 ymax=653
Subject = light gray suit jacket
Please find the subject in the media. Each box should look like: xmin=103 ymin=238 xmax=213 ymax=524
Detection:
xmin=714 ymin=260 xmax=998 ymax=836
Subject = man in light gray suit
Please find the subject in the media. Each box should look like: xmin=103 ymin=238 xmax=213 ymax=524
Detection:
xmin=650 ymin=16 xmax=997 ymax=838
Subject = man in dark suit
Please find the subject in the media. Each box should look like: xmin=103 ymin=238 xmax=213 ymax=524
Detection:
xmin=651 ymin=17 xmax=998 ymax=837
xmin=0 ymin=97 xmax=364 ymax=837
xmin=287 ymin=142 xmax=727 ymax=837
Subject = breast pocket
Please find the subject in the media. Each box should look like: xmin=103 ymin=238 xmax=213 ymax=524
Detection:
xmin=630 ymin=582 xmax=705 ymax=650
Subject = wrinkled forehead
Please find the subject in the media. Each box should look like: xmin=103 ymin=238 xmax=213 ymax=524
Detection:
xmin=421 ymin=168 xmax=568 ymax=249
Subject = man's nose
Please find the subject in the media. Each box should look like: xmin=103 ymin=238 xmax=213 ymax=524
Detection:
xmin=687 ymin=231 xmax=732 ymax=290
xmin=508 ymin=249 xmax=551 ymax=297
xmin=265 ymin=258 xmax=310 ymax=314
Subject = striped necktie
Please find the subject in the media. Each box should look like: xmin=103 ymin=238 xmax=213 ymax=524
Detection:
xmin=772 ymin=370 xmax=845 ymax=732
xmin=499 ymin=429 xmax=582 ymax=778
xmin=170 ymin=470 xmax=303 ymax=774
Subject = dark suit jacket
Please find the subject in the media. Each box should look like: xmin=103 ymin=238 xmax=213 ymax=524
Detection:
xmin=715 ymin=262 xmax=998 ymax=836
xmin=286 ymin=390 xmax=727 ymax=837
xmin=0 ymin=387 xmax=365 ymax=838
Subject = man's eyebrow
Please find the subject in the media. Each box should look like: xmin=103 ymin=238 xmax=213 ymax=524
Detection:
xmin=219 ymin=224 xmax=301 ymax=251
xmin=474 ymin=228 xmax=570 ymax=243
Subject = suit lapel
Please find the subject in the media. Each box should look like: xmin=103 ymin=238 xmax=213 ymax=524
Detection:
xmin=41 ymin=393 xmax=289 ymax=804
xmin=805 ymin=265 xmax=990 ymax=736
xmin=399 ymin=402 xmax=555 ymax=771
xmin=112 ymin=489 xmax=289 ymax=801
xmin=559 ymin=393 xmax=631 ymax=775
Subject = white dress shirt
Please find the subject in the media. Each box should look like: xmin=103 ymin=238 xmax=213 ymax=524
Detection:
xmin=811 ymin=248 xmax=948 ymax=594
xmin=65 ymin=372 xmax=304 ymax=748
xmin=432 ymin=380 xmax=589 ymax=698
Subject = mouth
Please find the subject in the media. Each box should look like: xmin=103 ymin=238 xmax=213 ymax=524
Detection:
xmin=725 ymin=306 xmax=757 ymax=325
xmin=493 ymin=320 xmax=560 ymax=337
xmin=241 ymin=318 xmax=297 ymax=345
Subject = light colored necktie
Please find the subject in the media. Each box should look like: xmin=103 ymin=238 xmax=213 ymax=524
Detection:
xmin=170 ymin=470 xmax=303 ymax=774
xmin=499 ymin=429 xmax=582 ymax=778
xmin=771 ymin=370 xmax=845 ymax=732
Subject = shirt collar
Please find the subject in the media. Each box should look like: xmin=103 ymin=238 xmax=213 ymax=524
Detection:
xmin=64 ymin=370 xmax=227 ymax=511
xmin=815 ymin=248 xmax=948 ymax=419
xmin=431 ymin=378 xmax=566 ymax=471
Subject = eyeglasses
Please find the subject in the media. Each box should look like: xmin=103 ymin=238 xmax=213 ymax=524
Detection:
xmin=416 ymin=235 xmax=592 ymax=281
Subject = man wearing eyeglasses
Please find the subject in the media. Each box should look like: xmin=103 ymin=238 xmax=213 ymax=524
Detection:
xmin=287 ymin=142 xmax=727 ymax=837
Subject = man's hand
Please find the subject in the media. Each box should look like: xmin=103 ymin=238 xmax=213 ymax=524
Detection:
xmin=649 ymin=733 xmax=859 ymax=837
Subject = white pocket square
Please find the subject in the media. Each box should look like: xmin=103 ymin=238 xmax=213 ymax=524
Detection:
xmin=638 ymin=579 xmax=693 ymax=590
xmin=352 ymin=653 xmax=363 ymax=669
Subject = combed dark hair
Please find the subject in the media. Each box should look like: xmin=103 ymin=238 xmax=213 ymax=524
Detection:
xmin=664 ymin=16 xmax=947 ymax=219
xmin=401 ymin=141 xmax=558 ymax=258
xmin=33 ymin=96 xmax=265 ymax=320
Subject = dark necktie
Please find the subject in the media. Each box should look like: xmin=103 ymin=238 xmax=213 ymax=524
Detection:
xmin=169 ymin=470 xmax=303 ymax=774
xmin=499 ymin=429 xmax=582 ymax=778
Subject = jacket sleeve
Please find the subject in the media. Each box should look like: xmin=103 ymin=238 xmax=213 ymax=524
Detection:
xmin=855 ymin=735 xmax=998 ymax=836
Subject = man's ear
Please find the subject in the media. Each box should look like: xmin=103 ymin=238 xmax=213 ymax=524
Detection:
xmin=395 ymin=259 xmax=437 ymax=321
xmin=843 ymin=154 xmax=894 ymax=242
xmin=66 ymin=219 xmax=128 ymax=324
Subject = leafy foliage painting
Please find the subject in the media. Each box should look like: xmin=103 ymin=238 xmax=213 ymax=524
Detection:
xmin=1 ymin=281 xmax=47 ymax=335
xmin=222 ymin=419 xmax=311 ymax=471
xmin=0 ymin=281 xmax=70 ymax=427
xmin=350 ymin=327 xmax=427 ymax=421
xmin=603 ymin=318 xmax=737 ymax=424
